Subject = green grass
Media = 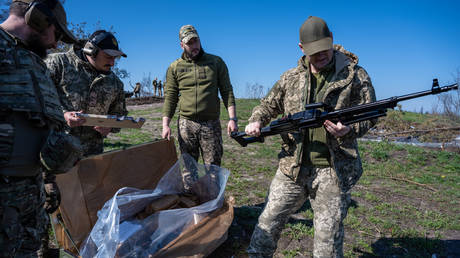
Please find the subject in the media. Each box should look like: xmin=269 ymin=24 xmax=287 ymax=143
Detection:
xmin=283 ymin=222 xmax=314 ymax=240
xmin=127 ymin=109 xmax=156 ymax=116
xmin=398 ymin=110 xmax=431 ymax=123
xmin=281 ymin=248 xmax=302 ymax=258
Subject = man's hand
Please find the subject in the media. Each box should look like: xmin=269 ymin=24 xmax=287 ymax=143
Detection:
xmin=64 ymin=111 xmax=85 ymax=127
xmin=162 ymin=125 xmax=171 ymax=140
xmin=245 ymin=121 xmax=262 ymax=137
xmin=162 ymin=117 xmax=172 ymax=140
xmin=43 ymin=172 xmax=61 ymax=214
xmin=93 ymin=126 xmax=111 ymax=137
xmin=227 ymin=120 xmax=238 ymax=136
xmin=323 ymin=120 xmax=350 ymax=137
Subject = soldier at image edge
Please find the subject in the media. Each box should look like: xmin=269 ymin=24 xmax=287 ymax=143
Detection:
xmin=152 ymin=77 xmax=158 ymax=96
xmin=0 ymin=0 xmax=83 ymax=257
xmin=158 ymin=79 xmax=163 ymax=97
xmin=45 ymin=29 xmax=128 ymax=157
xmin=162 ymin=24 xmax=238 ymax=189
xmin=134 ymin=82 xmax=141 ymax=98
xmin=245 ymin=16 xmax=377 ymax=257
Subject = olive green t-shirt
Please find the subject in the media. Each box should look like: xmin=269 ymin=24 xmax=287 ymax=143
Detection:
xmin=302 ymin=57 xmax=335 ymax=167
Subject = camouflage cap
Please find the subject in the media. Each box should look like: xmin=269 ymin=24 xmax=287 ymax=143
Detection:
xmin=299 ymin=16 xmax=332 ymax=56
xmin=179 ymin=25 xmax=199 ymax=43
xmin=14 ymin=0 xmax=77 ymax=43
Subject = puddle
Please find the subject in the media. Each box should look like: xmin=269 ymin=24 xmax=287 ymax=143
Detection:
xmin=360 ymin=135 xmax=460 ymax=149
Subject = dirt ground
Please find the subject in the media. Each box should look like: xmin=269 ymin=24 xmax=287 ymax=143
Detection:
xmin=125 ymin=96 xmax=164 ymax=106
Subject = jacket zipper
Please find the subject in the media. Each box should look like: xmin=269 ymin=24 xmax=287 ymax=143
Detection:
xmin=295 ymin=69 xmax=310 ymax=170
xmin=194 ymin=63 xmax=198 ymax=121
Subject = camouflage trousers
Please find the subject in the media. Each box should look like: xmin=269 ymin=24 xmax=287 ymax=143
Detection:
xmin=178 ymin=118 xmax=223 ymax=191
xmin=154 ymin=86 xmax=163 ymax=97
xmin=178 ymin=118 xmax=223 ymax=166
xmin=248 ymin=166 xmax=352 ymax=258
xmin=0 ymin=174 xmax=49 ymax=258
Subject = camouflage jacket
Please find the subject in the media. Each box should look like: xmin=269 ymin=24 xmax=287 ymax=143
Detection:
xmin=45 ymin=47 xmax=127 ymax=154
xmin=0 ymin=28 xmax=65 ymax=127
xmin=249 ymin=45 xmax=376 ymax=189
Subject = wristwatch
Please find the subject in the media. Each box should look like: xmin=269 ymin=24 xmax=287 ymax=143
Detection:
xmin=229 ymin=117 xmax=238 ymax=123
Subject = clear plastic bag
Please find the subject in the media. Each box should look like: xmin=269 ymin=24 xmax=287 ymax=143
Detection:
xmin=80 ymin=154 xmax=230 ymax=258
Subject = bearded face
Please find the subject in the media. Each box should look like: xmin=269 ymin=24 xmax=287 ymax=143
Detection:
xmin=181 ymin=37 xmax=201 ymax=60
xmin=25 ymin=32 xmax=49 ymax=58
xmin=25 ymin=24 xmax=59 ymax=58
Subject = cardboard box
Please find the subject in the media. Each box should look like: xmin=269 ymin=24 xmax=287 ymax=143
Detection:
xmin=53 ymin=138 xmax=233 ymax=257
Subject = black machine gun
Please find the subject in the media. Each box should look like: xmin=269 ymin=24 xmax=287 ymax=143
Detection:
xmin=231 ymin=79 xmax=458 ymax=147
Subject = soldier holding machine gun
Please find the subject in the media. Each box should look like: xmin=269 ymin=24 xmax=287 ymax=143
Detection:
xmin=240 ymin=16 xmax=458 ymax=258
xmin=244 ymin=16 xmax=377 ymax=257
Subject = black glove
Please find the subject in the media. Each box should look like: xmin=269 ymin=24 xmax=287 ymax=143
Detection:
xmin=43 ymin=172 xmax=61 ymax=214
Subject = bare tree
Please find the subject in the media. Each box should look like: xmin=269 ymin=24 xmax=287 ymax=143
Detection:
xmin=138 ymin=72 xmax=153 ymax=97
xmin=113 ymin=67 xmax=130 ymax=80
xmin=435 ymin=69 xmax=460 ymax=121
xmin=245 ymin=82 xmax=266 ymax=99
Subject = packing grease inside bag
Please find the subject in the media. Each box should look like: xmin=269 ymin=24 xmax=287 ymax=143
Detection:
xmin=80 ymin=154 xmax=229 ymax=258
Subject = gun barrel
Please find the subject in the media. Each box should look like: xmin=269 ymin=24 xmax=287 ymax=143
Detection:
xmin=395 ymin=83 xmax=458 ymax=102
xmin=324 ymin=83 xmax=458 ymax=120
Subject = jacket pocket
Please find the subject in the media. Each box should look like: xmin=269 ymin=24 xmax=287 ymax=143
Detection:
xmin=329 ymin=135 xmax=358 ymax=160
xmin=278 ymin=132 xmax=301 ymax=179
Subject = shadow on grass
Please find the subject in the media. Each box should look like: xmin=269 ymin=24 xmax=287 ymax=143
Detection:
xmin=227 ymin=199 xmax=359 ymax=237
xmin=356 ymin=238 xmax=459 ymax=257
xmin=210 ymin=202 xmax=265 ymax=257
xmin=104 ymin=142 xmax=134 ymax=150
xmin=210 ymin=199 xmax=363 ymax=257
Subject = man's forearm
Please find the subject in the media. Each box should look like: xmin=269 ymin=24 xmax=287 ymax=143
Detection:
xmin=227 ymin=105 xmax=236 ymax=119
xmin=162 ymin=116 xmax=171 ymax=127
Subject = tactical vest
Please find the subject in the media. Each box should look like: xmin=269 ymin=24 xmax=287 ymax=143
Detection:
xmin=0 ymin=28 xmax=65 ymax=128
